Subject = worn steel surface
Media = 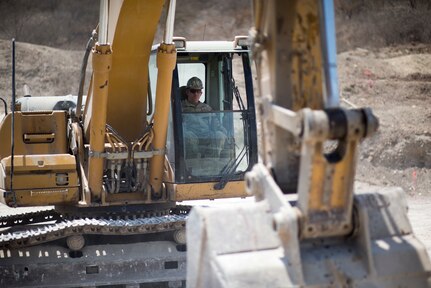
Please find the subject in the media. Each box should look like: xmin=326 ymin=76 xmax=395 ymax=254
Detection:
xmin=0 ymin=206 xmax=189 ymax=248
xmin=0 ymin=204 xmax=189 ymax=287
xmin=187 ymin=164 xmax=431 ymax=287
xmin=0 ymin=241 xmax=186 ymax=287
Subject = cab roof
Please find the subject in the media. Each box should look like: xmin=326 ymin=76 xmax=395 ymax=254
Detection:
xmin=152 ymin=36 xmax=250 ymax=53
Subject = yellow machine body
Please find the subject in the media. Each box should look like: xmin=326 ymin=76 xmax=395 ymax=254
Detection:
xmin=105 ymin=0 xmax=164 ymax=142
xmin=0 ymin=0 xmax=254 ymax=208
xmin=0 ymin=111 xmax=79 ymax=206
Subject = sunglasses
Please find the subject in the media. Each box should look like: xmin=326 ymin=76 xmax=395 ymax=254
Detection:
xmin=189 ymin=89 xmax=202 ymax=94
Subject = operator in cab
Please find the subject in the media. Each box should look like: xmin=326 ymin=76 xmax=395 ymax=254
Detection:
xmin=181 ymin=77 xmax=226 ymax=158
xmin=181 ymin=77 xmax=211 ymax=112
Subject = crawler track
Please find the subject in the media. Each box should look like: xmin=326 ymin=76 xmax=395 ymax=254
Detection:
xmin=0 ymin=206 xmax=190 ymax=248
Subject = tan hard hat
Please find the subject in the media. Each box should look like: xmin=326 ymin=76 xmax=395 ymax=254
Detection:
xmin=186 ymin=77 xmax=203 ymax=89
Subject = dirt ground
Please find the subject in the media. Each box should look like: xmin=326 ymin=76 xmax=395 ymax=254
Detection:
xmin=339 ymin=45 xmax=431 ymax=196
xmin=0 ymin=0 xmax=429 ymax=248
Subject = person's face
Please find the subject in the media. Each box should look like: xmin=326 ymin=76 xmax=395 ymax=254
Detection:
xmin=186 ymin=88 xmax=203 ymax=105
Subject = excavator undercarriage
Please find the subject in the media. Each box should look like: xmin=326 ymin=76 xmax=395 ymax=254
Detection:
xmin=0 ymin=207 xmax=188 ymax=287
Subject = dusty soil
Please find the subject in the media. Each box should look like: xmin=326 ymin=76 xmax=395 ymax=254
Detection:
xmin=0 ymin=0 xmax=252 ymax=49
xmin=0 ymin=41 xmax=88 ymax=97
xmin=335 ymin=1 xmax=431 ymax=52
xmin=338 ymin=45 xmax=431 ymax=196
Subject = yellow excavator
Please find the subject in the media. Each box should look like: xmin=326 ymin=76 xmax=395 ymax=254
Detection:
xmin=1 ymin=0 xmax=430 ymax=287
xmin=0 ymin=0 xmax=257 ymax=286
xmin=186 ymin=0 xmax=431 ymax=287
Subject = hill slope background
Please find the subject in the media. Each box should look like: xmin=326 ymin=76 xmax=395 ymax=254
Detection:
xmin=0 ymin=0 xmax=430 ymax=197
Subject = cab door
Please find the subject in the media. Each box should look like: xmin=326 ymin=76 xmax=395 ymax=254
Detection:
xmin=170 ymin=51 xmax=258 ymax=200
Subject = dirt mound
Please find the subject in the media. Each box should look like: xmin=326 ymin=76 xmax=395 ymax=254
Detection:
xmin=338 ymin=45 xmax=431 ymax=195
xmin=335 ymin=0 xmax=431 ymax=52
xmin=2 ymin=0 xmax=430 ymax=52
xmin=0 ymin=0 xmax=98 ymax=50
xmin=0 ymin=0 xmax=251 ymax=50
xmin=367 ymin=134 xmax=431 ymax=169
xmin=0 ymin=40 xmax=89 ymax=99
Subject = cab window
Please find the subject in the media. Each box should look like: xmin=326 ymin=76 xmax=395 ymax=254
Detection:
xmin=178 ymin=63 xmax=206 ymax=103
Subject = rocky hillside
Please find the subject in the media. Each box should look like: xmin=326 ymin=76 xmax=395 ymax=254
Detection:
xmin=2 ymin=0 xmax=431 ymax=51
xmin=0 ymin=0 xmax=252 ymax=50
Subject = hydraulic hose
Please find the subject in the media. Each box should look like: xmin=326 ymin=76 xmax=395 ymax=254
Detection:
xmin=76 ymin=29 xmax=97 ymax=120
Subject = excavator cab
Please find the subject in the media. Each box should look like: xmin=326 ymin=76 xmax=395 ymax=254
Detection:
xmin=149 ymin=36 xmax=258 ymax=200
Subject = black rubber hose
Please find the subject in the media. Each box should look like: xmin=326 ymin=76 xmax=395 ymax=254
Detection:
xmin=76 ymin=30 xmax=97 ymax=120
xmin=10 ymin=39 xmax=17 ymax=206
xmin=0 ymin=97 xmax=7 ymax=114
